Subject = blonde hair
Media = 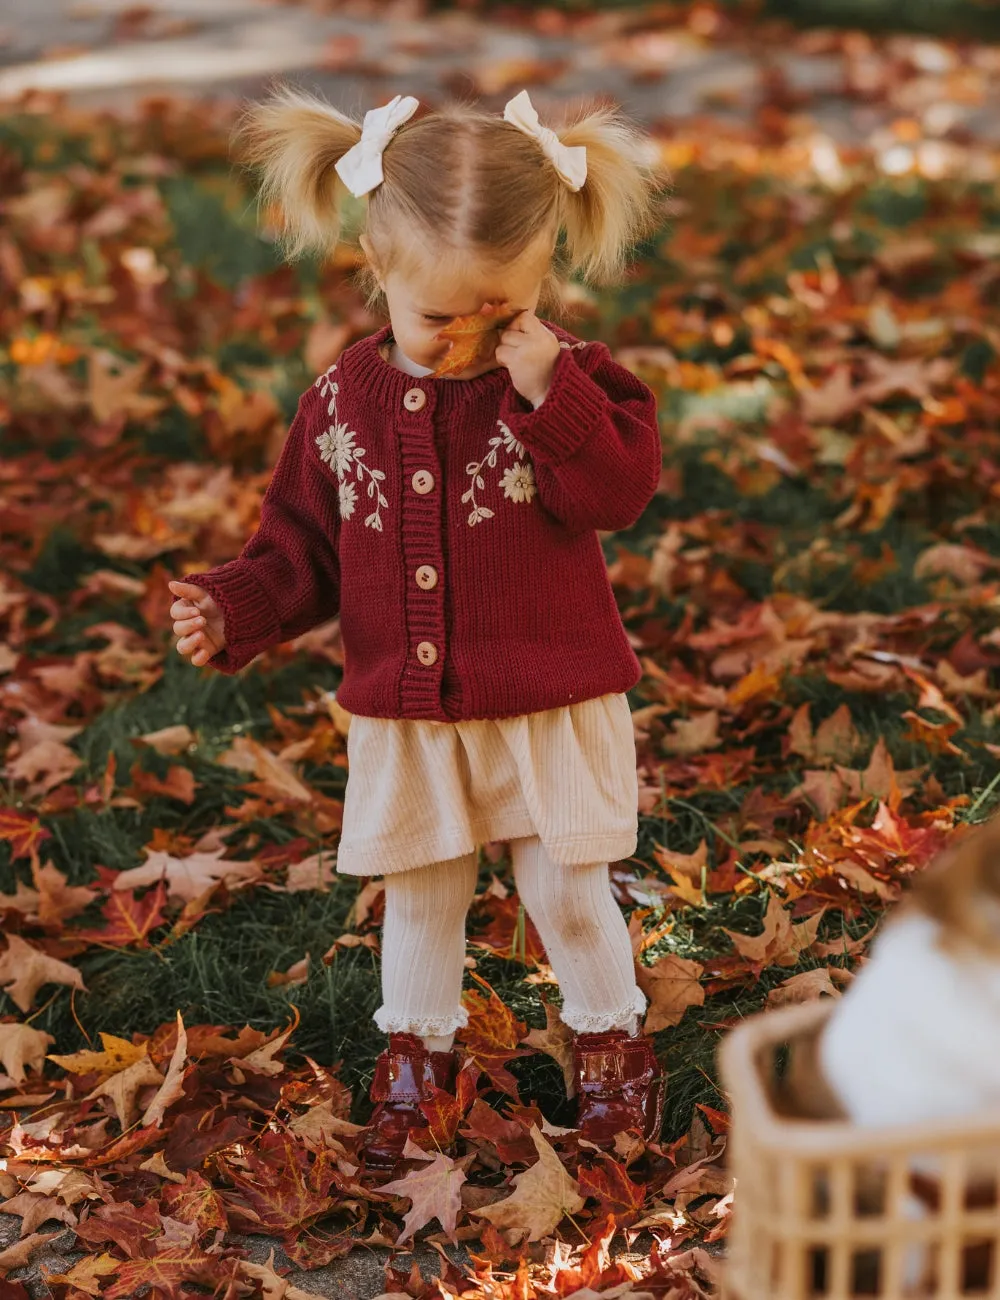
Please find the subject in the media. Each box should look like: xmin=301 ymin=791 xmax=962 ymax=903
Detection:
xmin=233 ymin=85 xmax=667 ymax=314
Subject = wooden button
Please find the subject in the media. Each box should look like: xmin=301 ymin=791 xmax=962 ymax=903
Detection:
xmin=416 ymin=641 xmax=438 ymax=666
xmin=403 ymin=388 xmax=427 ymax=412
xmin=415 ymin=565 xmax=438 ymax=590
xmin=411 ymin=470 xmax=435 ymax=494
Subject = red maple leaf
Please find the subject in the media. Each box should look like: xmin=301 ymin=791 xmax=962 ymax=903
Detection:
xmin=416 ymin=1059 xmax=480 ymax=1149
xmin=578 ymin=1160 xmax=647 ymax=1223
xmin=0 ymin=809 xmax=51 ymax=861
xmin=102 ymin=1243 xmax=239 ymax=1300
xmin=71 ymin=880 xmax=168 ymax=948
xmin=159 ymin=1170 xmax=229 ymax=1237
xmin=220 ymin=1136 xmax=337 ymax=1237
xmin=460 ymin=1099 xmax=537 ymax=1165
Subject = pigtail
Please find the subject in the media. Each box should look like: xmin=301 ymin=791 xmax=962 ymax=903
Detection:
xmin=232 ymin=85 xmax=363 ymax=259
xmin=556 ymin=106 xmax=667 ymax=284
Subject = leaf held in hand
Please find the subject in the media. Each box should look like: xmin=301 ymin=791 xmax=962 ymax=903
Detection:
xmin=432 ymin=302 xmax=515 ymax=378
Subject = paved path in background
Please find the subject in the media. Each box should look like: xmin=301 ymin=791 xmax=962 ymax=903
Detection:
xmin=2 ymin=0 xmax=999 ymax=141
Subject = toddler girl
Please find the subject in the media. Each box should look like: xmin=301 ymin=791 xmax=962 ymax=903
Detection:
xmin=168 ymin=86 xmax=667 ymax=1170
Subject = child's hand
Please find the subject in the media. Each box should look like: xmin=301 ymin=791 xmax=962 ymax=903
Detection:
xmin=489 ymin=305 xmax=561 ymax=406
xmin=168 ymin=579 xmax=226 ymax=667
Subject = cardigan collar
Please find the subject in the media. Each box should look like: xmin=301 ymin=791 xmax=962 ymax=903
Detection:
xmin=345 ymin=321 xmax=550 ymax=416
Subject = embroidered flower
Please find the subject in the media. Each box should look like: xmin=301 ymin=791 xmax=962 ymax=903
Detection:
xmin=315 ymin=422 xmax=357 ymax=478
xmin=338 ymin=479 xmax=357 ymax=519
xmin=463 ymin=418 xmax=535 ymax=526
xmin=313 ymin=363 xmax=388 ymax=529
xmin=500 ymin=460 xmax=536 ymax=503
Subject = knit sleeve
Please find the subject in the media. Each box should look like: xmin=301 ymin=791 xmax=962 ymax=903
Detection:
xmin=499 ymin=341 xmax=662 ymax=534
xmin=182 ymin=387 xmax=341 ymax=675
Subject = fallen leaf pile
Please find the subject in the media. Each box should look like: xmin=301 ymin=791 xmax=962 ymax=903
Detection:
xmin=1 ymin=3 xmax=1000 ymax=1295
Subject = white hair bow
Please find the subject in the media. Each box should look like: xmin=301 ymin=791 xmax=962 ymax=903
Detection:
xmin=503 ymin=89 xmax=587 ymax=192
xmin=335 ymin=94 xmax=419 ymax=198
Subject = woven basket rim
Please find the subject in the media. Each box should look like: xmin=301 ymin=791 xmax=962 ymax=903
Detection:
xmin=718 ymin=1001 xmax=1000 ymax=1159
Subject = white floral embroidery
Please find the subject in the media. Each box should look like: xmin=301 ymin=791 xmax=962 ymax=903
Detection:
xmin=315 ymin=421 xmax=357 ymax=478
xmin=462 ymin=419 xmax=535 ymax=526
xmin=338 ymin=479 xmax=357 ymax=520
xmin=313 ymin=364 xmax=388 ymax=530
xmin=500 ymin=460 xmax=536 ymax=503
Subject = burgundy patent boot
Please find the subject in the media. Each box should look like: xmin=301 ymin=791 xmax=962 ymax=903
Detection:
xmin=573 ymin=1031 xmax=666 ymax=1145
xmin=361 ymin=1033 xmax=458 ymax=1170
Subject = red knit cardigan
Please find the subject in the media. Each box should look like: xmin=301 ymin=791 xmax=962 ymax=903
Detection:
xmin=188 ymin=320 xmax=661 ymax=722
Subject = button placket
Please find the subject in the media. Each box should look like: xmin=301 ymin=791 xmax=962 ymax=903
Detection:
xmin=398 ymin=383 xmax=447 ymax=713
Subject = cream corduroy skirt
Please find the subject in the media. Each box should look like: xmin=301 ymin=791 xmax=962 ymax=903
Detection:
xmin=336 ymin=692 xmax=639 ymax=876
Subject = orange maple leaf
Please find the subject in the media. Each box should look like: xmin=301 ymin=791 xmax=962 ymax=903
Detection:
xmin=432 ymin=302 xmax=516 ymax=378
xmin=458 ymin=973 xmax=530 ymax=1098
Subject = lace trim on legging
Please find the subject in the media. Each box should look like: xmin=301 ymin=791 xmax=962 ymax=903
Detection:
xmin=374 ymin=1006 xmax=469 ymax=1037
xmin=559 ymin=987 xmax=647 ymax=1035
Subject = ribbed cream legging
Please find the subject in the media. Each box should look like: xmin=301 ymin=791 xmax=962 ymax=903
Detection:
xmin=375 ymin=834 xmax=646 ymax=1050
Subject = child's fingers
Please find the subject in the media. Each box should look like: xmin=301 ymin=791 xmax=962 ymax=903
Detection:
xmin=173 ymin=614 xmax=206 ymax=635
xmin=168 ymin=580 xmax=210 ymax=604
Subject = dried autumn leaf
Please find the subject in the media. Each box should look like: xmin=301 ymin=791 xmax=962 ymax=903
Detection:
xmin=71 ymin=879 xmax=168 ymax=947
xmin=723 ymin=894 xmax=826 ymax=970
xmin=0 ymin=1190 xmax=77 ymax=1235
xmin=142 ymin=1010 xmax=187 ymax=1127
xmin=0 ymin=1230 xmax=64 ymax=1277
xmin=0 ymin=809 xmax=51 ymax=860
xmin=472 ymin=1125 xmax=584 ymax=1243
xmin=788 ymin=703 xmax=862 ymax=766
xmin=635 ymin=953 xmax=705 ymax=1033
xmin=432 ymin=302 xmax=515 ymax=378
xmin=48 ymin=1031 xmax=149 ymax=1078
xmin=85 ymin=1052 xmax=164 ymax=1130
xmin=459 ymin=974 xmax=530 ymax=1098
xmin=416 ymin=1060 xmax=480 ymax=1150
xmin=577 ymin=1157 xmax=647 ymax=1222
xmin=0 ymin=933 xmax=88 ymax=1012
xmin=42 ymin=1252 xmax=122 ymax=1293
xmin=32 ymin=860 xmax=98 ymax=927
xmin=378 ymin=1138 xmax=468 ymax=1243
xmin=220 ymin=1135 xmax=336 ymax=1236
xmin=0 ymin=1022 xmax=55 ymax=1084
xmin=159 ymin=1170 xmax=229 ymax=1237
xmin=113 ymin=846 xmax=261 ymax=905
xmin=101 ymin=1243 xmax=238 ymax=1300
xmin=767 ymin=966 xmax=854 ymax=1009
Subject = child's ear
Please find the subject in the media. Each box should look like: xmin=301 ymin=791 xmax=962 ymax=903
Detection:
xmin=359 ymin=234 xmax=384 ymax=287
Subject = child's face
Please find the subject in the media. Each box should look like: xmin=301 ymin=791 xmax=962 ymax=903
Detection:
xmin=371 ymin=241 xmax=551 ymax=378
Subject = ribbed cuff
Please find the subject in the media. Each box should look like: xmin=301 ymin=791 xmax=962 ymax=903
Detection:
xmin=501 ymin=347 xmax=609 ymax=466
xmin=184 ymin=561 xmax=281 ymax=675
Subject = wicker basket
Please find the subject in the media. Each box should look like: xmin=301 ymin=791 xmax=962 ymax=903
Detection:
xmin=718 ymin=1000 xmax=1000 ymax=1300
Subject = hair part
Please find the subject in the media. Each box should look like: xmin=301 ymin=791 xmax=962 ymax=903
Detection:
xmin=234 ymin=86 xmax=668 ymax=311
